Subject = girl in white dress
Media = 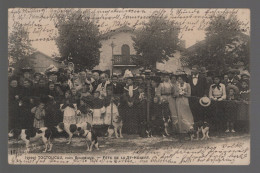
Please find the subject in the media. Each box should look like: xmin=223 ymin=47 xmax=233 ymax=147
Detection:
xmin=60 ymin=90 xmax=77 ymax=124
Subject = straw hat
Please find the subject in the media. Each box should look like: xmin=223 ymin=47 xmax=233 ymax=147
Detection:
xmin=199 ymin=96 xmax=211 ymax=107
xmin=226 ymin=85 xmax=239 ymax=94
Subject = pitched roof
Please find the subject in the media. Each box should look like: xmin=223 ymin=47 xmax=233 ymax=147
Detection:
xmin=100 ymin=25 xmax=135 ymax=40
xmin=32 ymin=51 xmax=61 ymax=63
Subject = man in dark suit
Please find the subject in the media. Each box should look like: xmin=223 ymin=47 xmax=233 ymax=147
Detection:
xmin=91 ymin=70 xmax=101 ymax=93
xmin=188 ymin=65 xmax=208 ymax=122
xmin=108 ymin=75 xmax=124 ymax=96
xmin=222 ymin=69 xmax=241 ymax=89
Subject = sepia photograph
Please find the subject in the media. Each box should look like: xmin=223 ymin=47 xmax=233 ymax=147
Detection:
xmin=8 ymin=8 xmax=250 ymax=165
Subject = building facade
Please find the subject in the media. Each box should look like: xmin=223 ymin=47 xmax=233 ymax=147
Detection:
xmin=94 ymin=26 xmax=186 ymax=75
xmin=31 ymin=51 xmax=61 ymax=72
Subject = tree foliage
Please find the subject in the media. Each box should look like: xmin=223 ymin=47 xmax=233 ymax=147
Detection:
xmin=181 ymin=14 xmax=250 ymax=73
xmin=55 ymin=10 xmax=102 ymax=71
xmin=132 ymin=17 xmax=181 ymax=69
xmin=8 ymin=23 xmax=36 ymax=72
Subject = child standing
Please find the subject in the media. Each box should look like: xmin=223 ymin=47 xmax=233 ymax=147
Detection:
xmin=60 ymin=90 xmax=77 ymax=124
xmin=237 ymin=80 xmax=250 ymax=132
xmin=136 ymin=85 xmax=147 ymax=126
xmin=209 ymin=75 xmax=226 ymax=132
xmin=77 ymin=98 xmax=92 ymax=124
xmin=31 ymin=102 xmax=45 ymax=128
xmin=225 ymin=85 xmax=239 ymax=133
xmin=92 ymin=91 xmax=105 ymax=125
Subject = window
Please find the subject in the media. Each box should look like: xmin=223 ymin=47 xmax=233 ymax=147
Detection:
xmin=121 ymin=44 xmax=130 ymax=56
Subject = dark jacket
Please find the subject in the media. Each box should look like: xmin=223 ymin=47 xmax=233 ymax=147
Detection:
xmin=188 ymin=75 xmax=207 ymax=97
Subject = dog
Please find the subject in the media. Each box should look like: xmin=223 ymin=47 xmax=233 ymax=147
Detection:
xmin=188 ymin=121 xmax=210 ymax=141
xmin=150 ymin=116 xmax=171 ymax=137
xmin=56 ymin=122 xmax=92 ymax=144
xmin=140 ymin=121 xmax=153 ymax=138
xmin=107 ymin=114 xmax=123 ymax=138
xmin=79 ymin=129 xmax=99 ymax=151
xmin=162 ymin=116 xmax=172 ymax=137
xmin=8 ymin=127 xmax=52 ymax=153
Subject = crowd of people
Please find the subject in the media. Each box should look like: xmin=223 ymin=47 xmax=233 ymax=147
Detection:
xmin=8 ymin=64 xmax=250 ymax=138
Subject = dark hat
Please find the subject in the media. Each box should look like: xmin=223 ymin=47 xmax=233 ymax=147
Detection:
xmin=150 ymin=76 xmax=161 ymax=83
xmin=92 ymin=70 xmax=102 ymax=75
xmin=46 ymin=71 xmax=58 ymax=77
xmin=240 ymin=70 xmax=250 ymax=78
xmin=126 ymin=76 xmax=134 ymax=80
xmin=34 ymin=72 xmax=42 ymax=77
xmin=161 ymin=70 xmax=171 ymax=76
xmin=227 ymin=68 xmax=240 ymax=74
xmin=111 ymin=74 xmax=118 ymax=78
xmin=8 ymin=76 xmax=19 ymax=82
xmin=200 ymin=67 xmax=208 ymax=74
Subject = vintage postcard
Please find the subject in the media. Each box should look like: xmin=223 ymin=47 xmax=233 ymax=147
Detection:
xmin=8 ymin=8 xmax=250 ymax=165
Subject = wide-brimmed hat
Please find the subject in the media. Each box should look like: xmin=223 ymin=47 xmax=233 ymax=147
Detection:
xmin=240 ymin=70 xmax=250 ymax=78
xmin=226 ymin=85 xmax=239 ymax=94
xmin=199 ymin=96 xmax=211 ymax=107
xmin=200 ymin=67 xmax=208 ymax=74
xmin=191 ymin=65 xmax=200 ymax=73
xmin=150 ymin=76 xmax=161 ymax=83
xmin=227 ymin=68 xmax=240 ymax=74
xmin=160 ymin=70 xmax=171 ymax=76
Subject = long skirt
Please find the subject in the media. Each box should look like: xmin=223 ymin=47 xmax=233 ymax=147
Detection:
xmin=104 ymin=103 xmax=119 ymax=125
xmin=121 ymin=105 xmax=139 ymax=134
xmin=8 ymin=101 xmax=19 ymax=130
xmin=210 ymin=100 xmax=225 ymax=132
xmin=63 ymin=107 xmax=76 ymax=124
xmin=237 ymin=102 xmax=249 ymax=121
xmin=176 ymin=96 xmax=194 ymax=133
xmin=161 ymin=95 xmax=178 ymax=125
xmin=189 ymin=97 xmax=204 ymax=122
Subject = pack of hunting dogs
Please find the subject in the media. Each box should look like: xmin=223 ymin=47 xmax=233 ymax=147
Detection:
xmin=8 ymin=115 xmax=210 ymax=153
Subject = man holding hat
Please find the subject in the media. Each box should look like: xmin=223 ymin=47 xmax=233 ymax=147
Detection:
xmin=188 ymin=65 xmax=208 ymax=122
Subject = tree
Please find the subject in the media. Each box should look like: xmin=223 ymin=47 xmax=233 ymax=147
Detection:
xmin=8 ymin=23 xmax=35 ymax=73
xmin=132 ymin=17 xmax=180 ymax=69
xmin=55 ymin=10 xmax=101 ymax=71
xmin=181 ymin=14 xmax=250 ymax=73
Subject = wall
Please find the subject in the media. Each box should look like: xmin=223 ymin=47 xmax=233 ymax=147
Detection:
xmin=31 ymin=53 xmax=61 ymax=72
xmin=156 ymin=51 xmax=189 ymax=74
xmin=94 ymin=31 xmax=136 ymax=71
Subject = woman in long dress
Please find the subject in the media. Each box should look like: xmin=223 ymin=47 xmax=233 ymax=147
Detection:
xmin=176 ymin=75 xmax=194 ymax=136
xmin=156 ymin=73 xmax=178 ymax=126
xmin=121 ymin=77 xmax=139 ymax=134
